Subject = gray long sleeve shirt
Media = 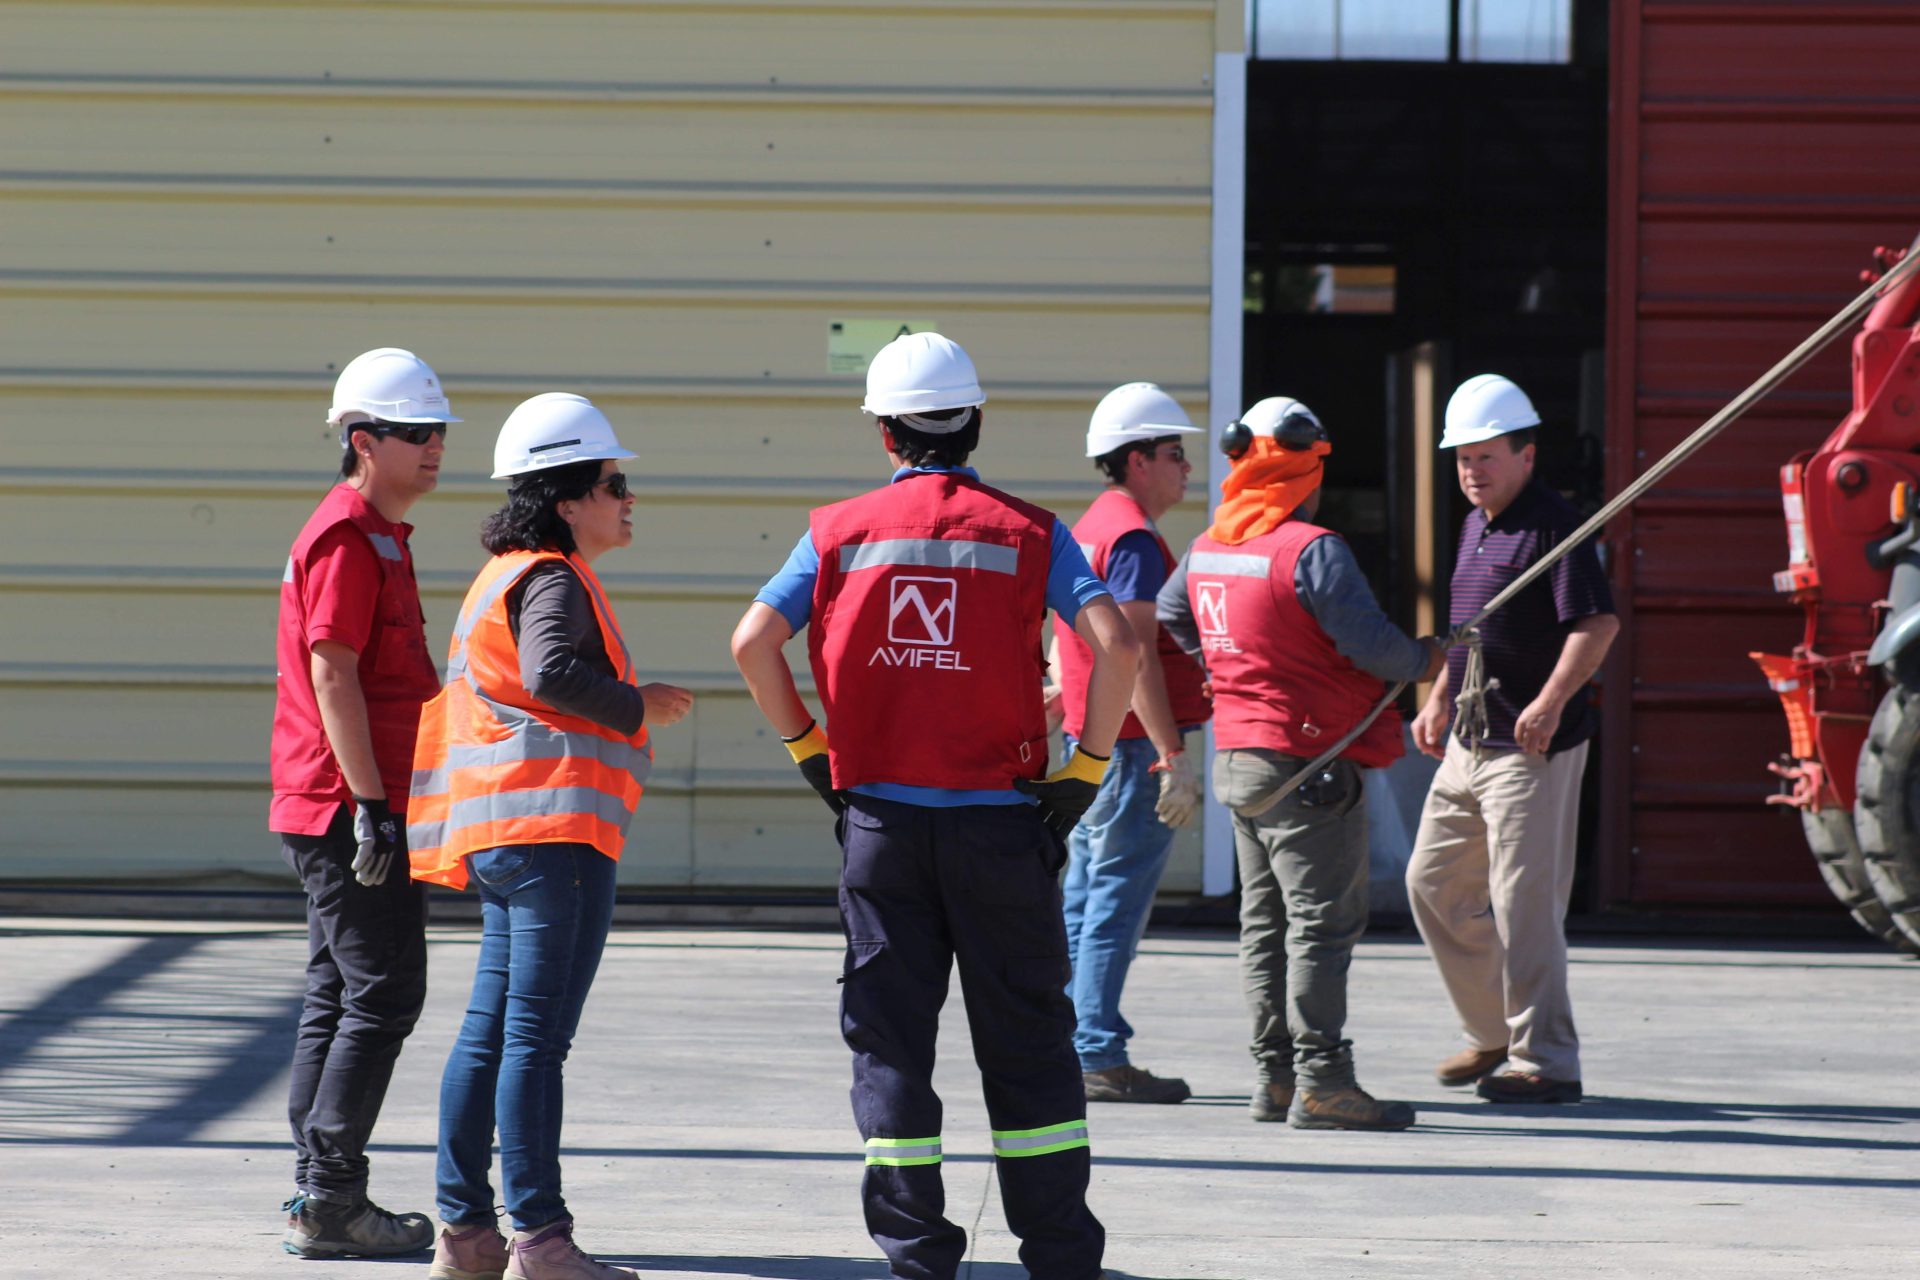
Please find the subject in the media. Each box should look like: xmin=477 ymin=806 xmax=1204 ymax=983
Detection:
xmin=504 ymin=561 xmax=646 ymax=736
xmin=1156 ymin=533 xmax=1431 ymax=683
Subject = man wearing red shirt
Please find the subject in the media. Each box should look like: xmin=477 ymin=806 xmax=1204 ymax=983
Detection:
xmin=272 ymin=348 xmax=456 ymax=1259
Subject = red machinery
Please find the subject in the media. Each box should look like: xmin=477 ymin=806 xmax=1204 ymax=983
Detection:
xmin=1755 ymin=243 xmax=1920 ymax=953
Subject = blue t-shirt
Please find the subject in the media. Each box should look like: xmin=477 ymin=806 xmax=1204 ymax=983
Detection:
xmin=754 ymin=465 xmax=1110 ymax=807
xmin=1101 ymin=528 xmax=1168 ymax=605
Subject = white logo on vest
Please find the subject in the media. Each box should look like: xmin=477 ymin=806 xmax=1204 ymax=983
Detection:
xmin=1197 ymin=581 xmax=1241 ymax=653
xmin=872 ymin=576 xmax=971 ymax=669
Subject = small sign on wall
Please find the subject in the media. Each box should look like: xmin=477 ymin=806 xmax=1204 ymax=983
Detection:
xmin=829 ymin=319 xmax=937 ymax=374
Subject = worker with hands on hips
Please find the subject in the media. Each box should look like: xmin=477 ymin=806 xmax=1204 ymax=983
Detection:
xmin=1049 ymin=381 xmax=1213 ymax=1106
xmin=1157 ymin=397 xmax=1443 ymax=1133
xmin=409 ymin=392 xmax=691 ymax=1280
xmin=732 ymin=332 xmax=1137 ymax=1280
xmin=271 ymin=348 xmax=455 ymax=1259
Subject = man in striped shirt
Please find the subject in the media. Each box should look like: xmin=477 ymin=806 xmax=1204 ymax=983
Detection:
xmin=1406 ymin=375 xmax=1619 ymax=1107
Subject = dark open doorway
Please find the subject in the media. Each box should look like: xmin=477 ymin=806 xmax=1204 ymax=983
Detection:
xmin=1241 ymin=0 xmax=1611 ymax=901
xmin=1243 ymin=3 xmax=1610 ymax=617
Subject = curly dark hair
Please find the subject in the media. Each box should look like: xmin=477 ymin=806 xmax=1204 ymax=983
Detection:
xmin=883 ymin=407 xmax=982 ymax=469
xmin=479 ymin=459 xmax=606 ymax=555
xmin=1092 ymin=434 xmax=1178 ymax=485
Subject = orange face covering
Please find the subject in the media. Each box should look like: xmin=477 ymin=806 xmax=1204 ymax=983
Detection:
xmin=1206 ymin=437 xmax=1332 ymax=545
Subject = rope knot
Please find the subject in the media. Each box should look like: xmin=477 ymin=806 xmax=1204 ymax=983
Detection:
xmin=1452 ymin=626 xmax=1500 ymax=751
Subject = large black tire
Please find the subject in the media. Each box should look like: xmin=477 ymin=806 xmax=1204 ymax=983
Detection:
xmin=1852 ymin=684 xmax=1920 ymax=952
xmin=1799 ymin=806 xmax=1916 ymax=953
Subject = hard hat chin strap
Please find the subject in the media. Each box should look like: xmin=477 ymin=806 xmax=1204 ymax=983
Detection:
xmin=893 ymin=405 xmax=978 ymax=435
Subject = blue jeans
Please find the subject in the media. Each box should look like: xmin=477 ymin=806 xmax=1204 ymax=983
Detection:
xmin=1061 ymin=736 xmax=1176 ymax=1072
xmin=436 ymin=844 xmax=616 ymax=1230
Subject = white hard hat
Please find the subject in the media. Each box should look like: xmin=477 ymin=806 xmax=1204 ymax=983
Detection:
xmin=862 ymin=332 xmax=987 ymax=419
xmin=1239 ymin=396 xmax=1323 ymax=441
xmin=328 ymin=348 xmax=460 ymax=427
xmin=1440 ymin=374 xmax=1540 ymax=448
xmin=1221 ymin=396 xmax=1327 ymax=459
xmin=492 ymin=393 xmax=636 ymax=479
xmin=1084 ymin=382 xmax=1202 ymax=458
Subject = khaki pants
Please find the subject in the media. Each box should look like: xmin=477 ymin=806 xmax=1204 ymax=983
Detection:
xmin=1406 ymin=737 xmax=1587 ymax=1080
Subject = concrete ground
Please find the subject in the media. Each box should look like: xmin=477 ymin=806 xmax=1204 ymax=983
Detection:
xmin=0 ymin=916 xmax=1913 ymax=1279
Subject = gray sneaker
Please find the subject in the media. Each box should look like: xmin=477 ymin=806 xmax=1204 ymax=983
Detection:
xmin=282 ymin=1192 xmax=434 ymax=1258
xmin=1083 ymin=1064 xmax=1191 ymax=1104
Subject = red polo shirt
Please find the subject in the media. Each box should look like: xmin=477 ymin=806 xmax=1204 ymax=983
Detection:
xmin=269 ymin=485 xmax=441 ymax=835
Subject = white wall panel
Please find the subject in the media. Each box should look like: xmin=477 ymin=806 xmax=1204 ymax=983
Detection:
xmin=0 ymin=0 xmax=1222 ymax=893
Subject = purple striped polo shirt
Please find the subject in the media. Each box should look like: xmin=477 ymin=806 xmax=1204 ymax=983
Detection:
xmin=1446 ymin=477 xmax=1614 ymax=754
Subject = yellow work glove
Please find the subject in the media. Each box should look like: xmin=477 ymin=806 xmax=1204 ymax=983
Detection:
xmin=1150 ymin=748 xmax=1202 ymax=828
xmin=1014 ymin=747 xmax=1110 ymax=839
xmin=782 ymin=720 xmax=845 ymax=816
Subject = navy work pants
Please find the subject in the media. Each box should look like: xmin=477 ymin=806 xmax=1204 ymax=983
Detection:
xmin=281 ymin=804 xmax=429 ymax=1203
xmin=837 ymin=795 xmax=1104 ymax=1280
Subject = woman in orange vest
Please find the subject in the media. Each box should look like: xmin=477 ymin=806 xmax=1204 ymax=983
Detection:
xmin=409 ymin=393 xmax=692 ymax=1280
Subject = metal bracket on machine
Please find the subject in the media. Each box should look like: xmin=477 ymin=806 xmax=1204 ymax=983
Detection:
xmin=1766 ymin=754 xmax=1829 ymax=811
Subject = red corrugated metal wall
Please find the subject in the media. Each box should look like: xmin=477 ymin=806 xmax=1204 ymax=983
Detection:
xmin=1603 ymin=1 xmax=1920 ymax=908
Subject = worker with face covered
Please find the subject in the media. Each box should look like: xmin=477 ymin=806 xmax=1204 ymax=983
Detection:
xmin=1157 ymin=397 xmax=1443 ymax=1131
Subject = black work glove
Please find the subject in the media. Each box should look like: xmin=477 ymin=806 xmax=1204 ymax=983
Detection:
xmin=783 ymin=720 xmax=846 ymax=816
xmin=350 ymin=797 xmax=403 ymax=887
xmin=1013 ymin=747 xmax=1110 ymax=840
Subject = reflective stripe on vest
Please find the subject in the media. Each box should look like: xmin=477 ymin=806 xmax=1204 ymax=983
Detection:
xmin=865 ymin=1135 xmax=943 ymax=1167
xmin=839 ymin=537 xmax=1020 ymax=576
xmin=990 ymin=1120 xmax=1089 ymax=1159
xmin=408 ymin=551 xmax=651 ymax=889
xmin=1188 ymin=550 xmax=1269 ymax=577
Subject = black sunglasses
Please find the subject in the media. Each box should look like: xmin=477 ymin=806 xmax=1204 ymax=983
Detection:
xmin=366 ymin=422 xmax=447 ymax=446
xmin=591 ymin=472 xmax=631 ymax=500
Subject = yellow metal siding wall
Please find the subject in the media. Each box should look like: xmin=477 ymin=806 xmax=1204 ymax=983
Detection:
xmin=0 ymin=0 xmax=1219 ymax=890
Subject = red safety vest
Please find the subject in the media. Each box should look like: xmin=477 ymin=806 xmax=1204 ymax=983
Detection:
xmin=1186 ymin=522 xmax=1403 ymax=768
xmin=408 ymin=551 xmax=653 ymax=889
xmin=1054 ymin=488 xmax=1211 ymax=740
xmin=807 ymin=472 xmax=1052 ymax=791
xmin=270 ymin=484 xmax=439 ymax=830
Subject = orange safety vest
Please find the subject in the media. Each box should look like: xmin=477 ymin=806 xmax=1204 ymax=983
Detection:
xmin=408 ymin=550 xmax=653 ymax=890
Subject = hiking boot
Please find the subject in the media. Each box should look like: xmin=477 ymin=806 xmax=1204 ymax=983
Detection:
xmin=1249 ymin=1081 xmax=1296 ymax=1122
xmin=1477 ymin=1070 xmax=1583 ymax=1104
xmin=1083 ymin=1064 xmax=1191 ymax=1104
xmin=282 ymin=1193 xmax=434 ymax=1258
xmin=1287 ymin=1086 xmax=1416 ymax=1131
xmin=432 ymin=1220 xmax=511 ymax=1280
xmin=1436 ymin=1046 xmax=1508 ymax=1087
xmin=506 ymin=1219 xmax=637 ymax=1280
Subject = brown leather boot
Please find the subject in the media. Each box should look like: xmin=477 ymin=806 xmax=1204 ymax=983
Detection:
xmin=1435 ymin=1046 xmax=1508 ymax=1087
xmin=1083 ymin=1063 xmax=1191 ymax=1104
